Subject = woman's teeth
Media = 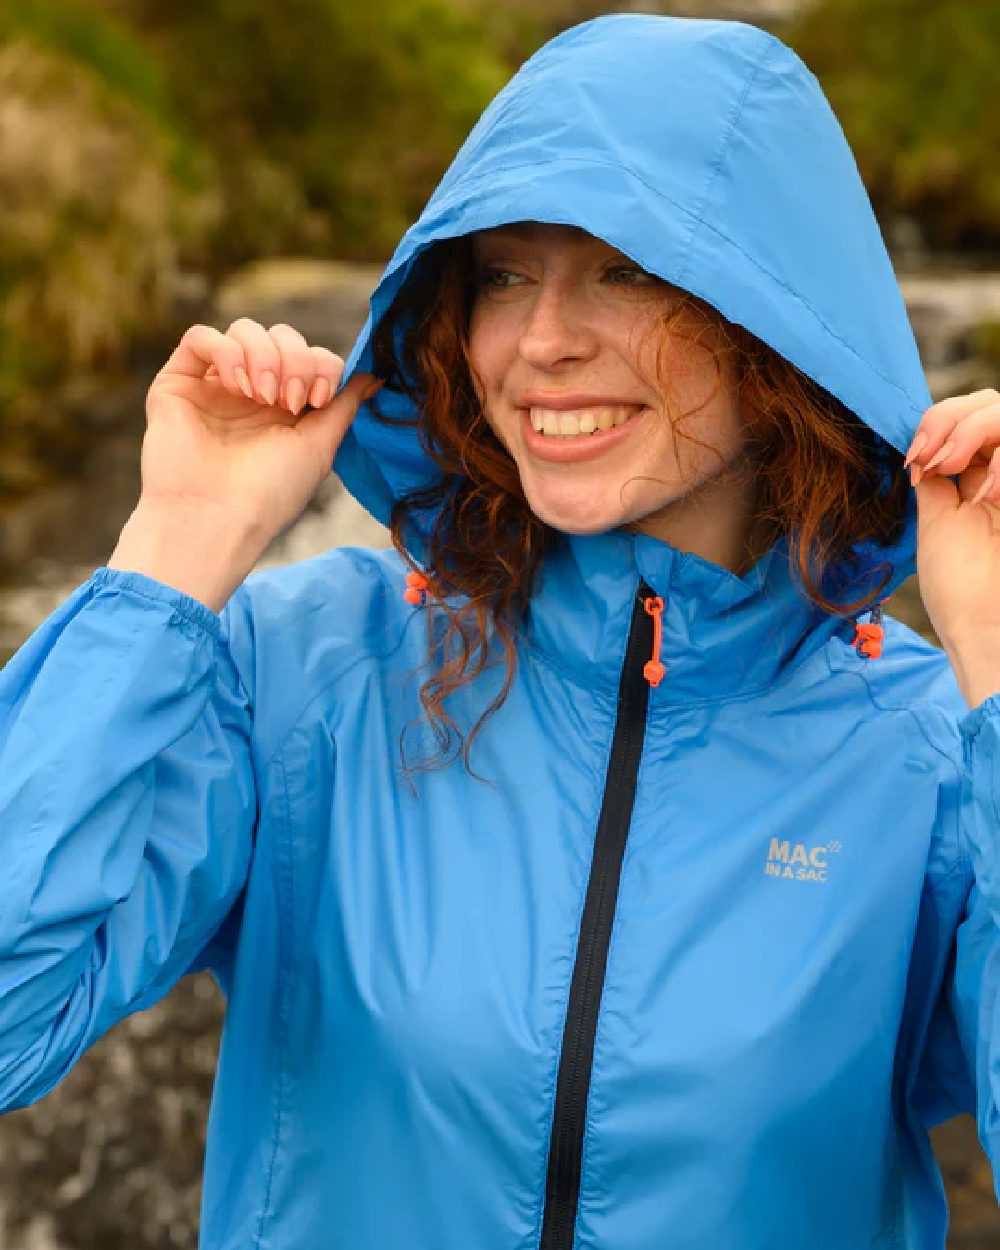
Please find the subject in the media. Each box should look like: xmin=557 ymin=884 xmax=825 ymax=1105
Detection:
xmin=529 ymin=405 xmax=641 ymax=438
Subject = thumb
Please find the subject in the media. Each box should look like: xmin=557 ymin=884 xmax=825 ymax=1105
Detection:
xmin=295 ymin=371 xmax=383 ymax=463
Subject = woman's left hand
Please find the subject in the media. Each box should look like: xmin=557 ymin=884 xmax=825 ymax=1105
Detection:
xmin=906 ymin=387 xmax=1000 ymax=706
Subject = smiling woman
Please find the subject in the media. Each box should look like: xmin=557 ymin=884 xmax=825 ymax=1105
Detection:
xmin=368 ymin=223 xmax=909 ymax=773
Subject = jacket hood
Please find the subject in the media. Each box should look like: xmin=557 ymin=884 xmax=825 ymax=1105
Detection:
xmin=331 ymin=12 xmax=930 ymax=670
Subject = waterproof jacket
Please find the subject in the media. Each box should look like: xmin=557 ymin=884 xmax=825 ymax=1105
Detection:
xmin=2 ymin=14 xmax=999 ymax=1250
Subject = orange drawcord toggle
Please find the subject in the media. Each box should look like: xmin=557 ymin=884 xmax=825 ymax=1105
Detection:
xmin=643 ymin=595 xmax=666 ymax=687
xmin=403 ymin=570 xmax=430 ymax=606
xmin=852 ymin=603 xmax=884 ymax=659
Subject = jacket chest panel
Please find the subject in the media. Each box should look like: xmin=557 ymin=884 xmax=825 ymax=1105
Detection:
xmin=241 ymin=664 xmax=938 ymax=1246
xmin=595 ymin=706 xmax=936 ymax=1091
xmin=260 ymin=676 xmax=620 ymax=1226
xmin=571 ymin=707 xmax=934 ymax=1244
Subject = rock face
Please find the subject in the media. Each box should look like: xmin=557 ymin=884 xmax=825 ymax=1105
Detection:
xmin=0 ymin=979 xmax=223 ymax=1250
xmin=1 ymin=259 xmax=998 ymax=1248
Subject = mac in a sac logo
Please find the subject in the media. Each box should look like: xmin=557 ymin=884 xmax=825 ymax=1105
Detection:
xmin=763 ymin=837 xmax=842 ymax=883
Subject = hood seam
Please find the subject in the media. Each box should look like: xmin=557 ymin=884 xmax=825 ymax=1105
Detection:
xmin=675 ymin=37 xmax=775 ymax=288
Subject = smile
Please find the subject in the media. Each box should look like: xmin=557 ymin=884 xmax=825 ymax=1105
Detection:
xmin=529 ymin=404 xmax=643 ymax=438
xmin=519 ymin=404 xmax=649 ymax=464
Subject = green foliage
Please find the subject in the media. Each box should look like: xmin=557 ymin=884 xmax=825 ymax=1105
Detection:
xmin=102 ymin=0 xmax=514 ymax=261
xmin=786 ymin=0 xmax=1000 ymax=249
xmin=1 ymin=0 xmax=172 ymax=122
xmin=0 ymin=0 xmax=523 ymax=491
xmin=0 ymin=30 xmax=221 ymax=476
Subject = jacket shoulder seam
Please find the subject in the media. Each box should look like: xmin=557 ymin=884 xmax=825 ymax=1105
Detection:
xmin=258 ymin=605 xmax=419 ymax=773
xmin=825 ymin=646 xmax=970 ymax=881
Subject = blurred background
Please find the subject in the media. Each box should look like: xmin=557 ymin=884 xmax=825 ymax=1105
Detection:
xmin=0 ymin=0 xmax=998 ymax=1245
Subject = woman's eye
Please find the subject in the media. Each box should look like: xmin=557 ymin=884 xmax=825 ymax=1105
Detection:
xmin=476 ymin=266 xmax=523 ymax=289
xmin=606 ymin=264 xmax=657 ymax=285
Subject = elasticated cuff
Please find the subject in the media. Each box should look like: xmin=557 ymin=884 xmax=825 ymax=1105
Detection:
xmin=89 ymin=566 xmax=224 ymax=644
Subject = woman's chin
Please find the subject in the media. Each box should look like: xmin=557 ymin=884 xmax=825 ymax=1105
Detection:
xmin=526 ymin=496 xmax=624 ymax=536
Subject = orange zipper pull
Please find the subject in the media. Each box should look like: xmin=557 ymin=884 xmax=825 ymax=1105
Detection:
xmin=852 ymin=603 xmax=884 ymax=659
xmin=643 ymin=595 xmax=666 ymax=687
xmin=403 ymin=570 xmax=430 ymax=605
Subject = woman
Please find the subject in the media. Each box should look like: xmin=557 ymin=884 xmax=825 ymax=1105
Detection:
xmin=1 ymin=12 xmax=999 ymax=1249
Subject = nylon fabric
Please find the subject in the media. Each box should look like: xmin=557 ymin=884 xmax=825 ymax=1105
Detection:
xmin=2 ymin=13 xmax=1000 ymax=1249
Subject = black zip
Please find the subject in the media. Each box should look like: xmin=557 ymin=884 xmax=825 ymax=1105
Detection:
xmin=538 ymin=579 xmax=658 ymax=1250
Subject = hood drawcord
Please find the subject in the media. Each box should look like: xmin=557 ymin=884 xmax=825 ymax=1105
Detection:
xmin=403 ymin=570 xmax=429 ymax=606
xmin=643 ymin=595 xmax=666 ymax=687
xmin=852 ymin=601 xmax=884 ymax=659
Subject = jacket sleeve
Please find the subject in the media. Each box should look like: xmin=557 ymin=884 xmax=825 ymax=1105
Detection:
xmin=911 ymin=691 xmax=1000 ymax=1199
xmin=0 ymin=565 xmax=257 ymax=1113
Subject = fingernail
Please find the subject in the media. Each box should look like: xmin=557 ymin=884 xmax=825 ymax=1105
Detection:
xmin=285 ymin=377 xmax=306 ymax=414
xmin=923 ymin=438 xmax=955 ymax=472
xmin=260 ymin=370 xmax=278 ymax=405
xmin=903 ymin=431 xmax=927 ymax=469
xmin=234 ymin=367 xmax=253 ymax=399
xmin=308 ymin=377 xmax=331 ymax=408
xmin=258 ymin=371 xmax=277 ymax=406
xmin=971 ymin=473 xmax=997 ymax=506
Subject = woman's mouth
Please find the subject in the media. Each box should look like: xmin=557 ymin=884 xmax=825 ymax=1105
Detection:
xmin=528 ymin=404 xmax=641 ymax=438
xmin=520 ymin=403 xmax=649 ymax=463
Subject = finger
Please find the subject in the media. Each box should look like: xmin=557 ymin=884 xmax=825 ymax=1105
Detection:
xmin=968 ymin=446 xmax=1000 ymax=506
xmin=158 ymin=324 xmax=248 ymax=400
xmin=906 ymin=388 xmax=1000 ymax=470
xmin=916 ymin=399 xmax=1000 ymax=479
xmin=304 ymin=346 xmax=346 ymax=409
xmin=225 ymin=318 xmax=282 ymax=407
xmin=267 ymin=323 xmax=319 ymax=415
xmin=204 ymin=361 xmax=237 ymax=391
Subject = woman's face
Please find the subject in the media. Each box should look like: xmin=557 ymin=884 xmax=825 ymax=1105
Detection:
xmin=467 ymin=222 xmax=754 ymax=542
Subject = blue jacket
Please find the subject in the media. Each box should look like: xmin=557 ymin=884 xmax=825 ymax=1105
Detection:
xmin=2 ymin=14 xmax=999 ymax=1249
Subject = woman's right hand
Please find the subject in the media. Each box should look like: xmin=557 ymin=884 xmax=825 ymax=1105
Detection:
xmin=139 ymin=319 xmax=381 ymax=547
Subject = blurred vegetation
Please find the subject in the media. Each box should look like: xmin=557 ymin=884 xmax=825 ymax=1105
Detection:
xmin=0 ymin=0 xmax=996 ymax=498
xmin=0 ymin=0 xmax=539 ymax=496
xmin=784 ymin=0 xmax=1000 ymax=252
xmin=973 ymin=319 xmax=1000 ymax=370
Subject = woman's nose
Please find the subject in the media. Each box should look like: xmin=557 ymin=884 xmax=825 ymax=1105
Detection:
xmin=517 ymin=282 xmax=597 ymax=368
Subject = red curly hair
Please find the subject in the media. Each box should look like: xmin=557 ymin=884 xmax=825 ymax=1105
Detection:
xmin=368 ymin=233 xmax=908 ymax=785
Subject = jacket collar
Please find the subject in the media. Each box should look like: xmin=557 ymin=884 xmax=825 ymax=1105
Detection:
xmin=522 ymin=527 xmax=868 ymax=706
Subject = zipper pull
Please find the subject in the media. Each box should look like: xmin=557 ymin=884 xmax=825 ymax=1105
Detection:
xmin=642 ymin=595 xmax=666 ymax=687
xmin=852 ymin=602 xmax=884 ymax=659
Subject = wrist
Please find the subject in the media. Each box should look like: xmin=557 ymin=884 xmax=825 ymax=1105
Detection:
xmin=942 ymin=632 xmax=1000 ymax=711
xmin=108 ymin=497 xmax=264 ymax=614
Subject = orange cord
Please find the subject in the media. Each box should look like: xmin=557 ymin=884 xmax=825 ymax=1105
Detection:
xmin=852 ymin=603 xmax=884 ymax=660
xmin=403 ymin=570 xmax=429 ymax=606
xmin=643 ymin=595 xmax=666 ymax=687
xmin=852 ymin=621 xmax=883 ymax=659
